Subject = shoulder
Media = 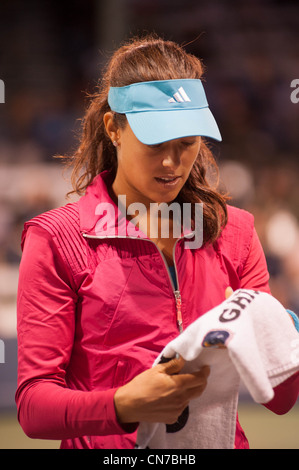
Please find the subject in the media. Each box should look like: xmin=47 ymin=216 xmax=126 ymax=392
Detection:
xmin=24 ymin=202 xmax=80 ymax=236
xmin=220 ymin=204 xmax=254 ymax=243
xmin=215 ymin=204 xmax=255 ymax=274
xmin=225 ymin=204 xmax=254 ymax=229
xmin=22 ymin=201 xmax=89 ymax=274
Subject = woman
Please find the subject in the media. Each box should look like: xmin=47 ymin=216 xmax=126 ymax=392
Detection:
xmin=16 ymin=35 xmax=299 ymax=449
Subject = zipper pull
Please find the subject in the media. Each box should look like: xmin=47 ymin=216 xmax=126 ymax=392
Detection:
xmin=174 ymin=291 xmax=183 ymax=333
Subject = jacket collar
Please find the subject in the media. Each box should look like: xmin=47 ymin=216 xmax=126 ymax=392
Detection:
xmin=78 ymin=170 xmax=195 ymax=240
xmin=78 ymin=171 xmax=147 ymax=238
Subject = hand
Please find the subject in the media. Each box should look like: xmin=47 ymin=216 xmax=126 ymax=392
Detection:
xmin=225 ymin=286 xmax=234 ymax=299
xmin=114 ymin=356 xmax=210 ymax=425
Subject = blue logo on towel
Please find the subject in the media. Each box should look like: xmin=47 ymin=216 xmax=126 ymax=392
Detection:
xmin=202 ymin=330 xmax=230 ymax=348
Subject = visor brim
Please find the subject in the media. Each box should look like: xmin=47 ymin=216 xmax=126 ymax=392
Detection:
xmin=126 ymin=107 xmax=222 ymax=145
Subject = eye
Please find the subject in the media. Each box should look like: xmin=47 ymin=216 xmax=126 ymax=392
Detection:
xmin=181 ymin=140 xmax=196 ymax=147
xmin=148 ymin=143 xmax=163 ymax=149
xmin=182 ymin=141 xmax=194 ymax=147
xmin=181 ymin=137 xmax=201 ymax=148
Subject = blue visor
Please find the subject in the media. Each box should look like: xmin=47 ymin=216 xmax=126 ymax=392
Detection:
xmin=108 ymin=79 xmax=222 ymax=144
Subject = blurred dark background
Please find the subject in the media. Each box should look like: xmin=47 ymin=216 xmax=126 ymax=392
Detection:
xmin=0 ymin=0 xmax=298 ymax=448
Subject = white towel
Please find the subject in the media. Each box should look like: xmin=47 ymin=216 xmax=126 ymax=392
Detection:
xmin=136 ymin=289 xmax=299 ymax=449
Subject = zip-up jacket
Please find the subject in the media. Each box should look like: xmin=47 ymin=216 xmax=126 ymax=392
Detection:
xmin=15 ymin=170 xmax=299 ymax=449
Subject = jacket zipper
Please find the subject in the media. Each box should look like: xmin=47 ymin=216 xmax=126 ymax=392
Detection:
xmin=174 ymin=290 xmax=183 ymax=333
xmin=149 ymin=236 xmax=183 ymax=333
xmin=82 ymin=233 xmax=191 ymax=333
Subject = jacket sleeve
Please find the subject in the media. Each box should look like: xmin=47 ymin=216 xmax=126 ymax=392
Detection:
xmin=239 ymin=227 xmax=299 ymax=414
xmin=15 ymin=225 xmax=134 ymax=439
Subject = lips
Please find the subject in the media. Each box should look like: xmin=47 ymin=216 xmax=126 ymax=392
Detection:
xmin=154 ymin=175 xmax=181 ymax=187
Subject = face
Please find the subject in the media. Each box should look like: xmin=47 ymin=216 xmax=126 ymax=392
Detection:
xmin=104 ymin=113 xmax=201 ymax=207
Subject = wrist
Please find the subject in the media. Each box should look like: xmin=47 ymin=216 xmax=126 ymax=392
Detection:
xmin=286 ymin=309 xmax=299 ymax=332
xmin=113 ymin=387 xmax=139 ymax=431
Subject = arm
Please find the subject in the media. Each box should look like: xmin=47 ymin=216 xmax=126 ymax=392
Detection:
xmin=239 ymin=228 xmax=299 ymax=414
xmin=16 ymin=225 xmax=131 ymax=439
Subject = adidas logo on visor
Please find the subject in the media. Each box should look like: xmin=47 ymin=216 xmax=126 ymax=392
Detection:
xmin=168 ymin=86 xmax=191 ymax=103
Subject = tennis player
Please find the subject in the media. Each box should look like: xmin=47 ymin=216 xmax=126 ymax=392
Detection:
xmin=16 ymin=35 xmax=299 ymax=449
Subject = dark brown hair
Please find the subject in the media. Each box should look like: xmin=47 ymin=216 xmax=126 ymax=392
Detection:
xmin=63 ymin=34 xmax=228 ymax=244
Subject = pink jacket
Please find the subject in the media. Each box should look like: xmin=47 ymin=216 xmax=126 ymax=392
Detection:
xmin=16 ymin=170 xmax=299 ymax=449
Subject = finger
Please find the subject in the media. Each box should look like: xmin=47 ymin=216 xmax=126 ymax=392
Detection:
xmin=225 ymin=286 xmax=234 ymax=299
xmin=175 ymin=365 xmax=210 ymax=390
xmin=160 ymin=355 xmax=185 ymax=375
xmin=198 ymin=365 xmax=210 ymax=378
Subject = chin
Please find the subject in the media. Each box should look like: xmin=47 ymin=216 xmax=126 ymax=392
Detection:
xmin=151 ymin=192 xmax=178 ymax=204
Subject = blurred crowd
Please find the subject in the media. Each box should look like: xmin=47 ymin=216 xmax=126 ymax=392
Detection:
xmin=0 ymin=0 xmax=299 ymax=344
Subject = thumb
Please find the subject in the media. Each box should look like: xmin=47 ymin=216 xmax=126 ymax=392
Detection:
xmin=160 ymin=355 xmax=185 ymax=375
xmin=225 ymin=286 xmax=234 ymax=299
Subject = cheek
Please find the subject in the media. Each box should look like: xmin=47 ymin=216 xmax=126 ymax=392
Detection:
xmin=119 ymin=151 xmax=152 ymax=183
xmin=182 ymin=150 xmax=199 ymax=170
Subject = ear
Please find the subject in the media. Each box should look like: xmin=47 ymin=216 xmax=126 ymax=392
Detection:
xmin=103 ymin=112 xmax=120 ymax=144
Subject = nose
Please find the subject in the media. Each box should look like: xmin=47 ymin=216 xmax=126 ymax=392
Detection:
xmin=161 ymin=143 xmax=180 ymax=168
